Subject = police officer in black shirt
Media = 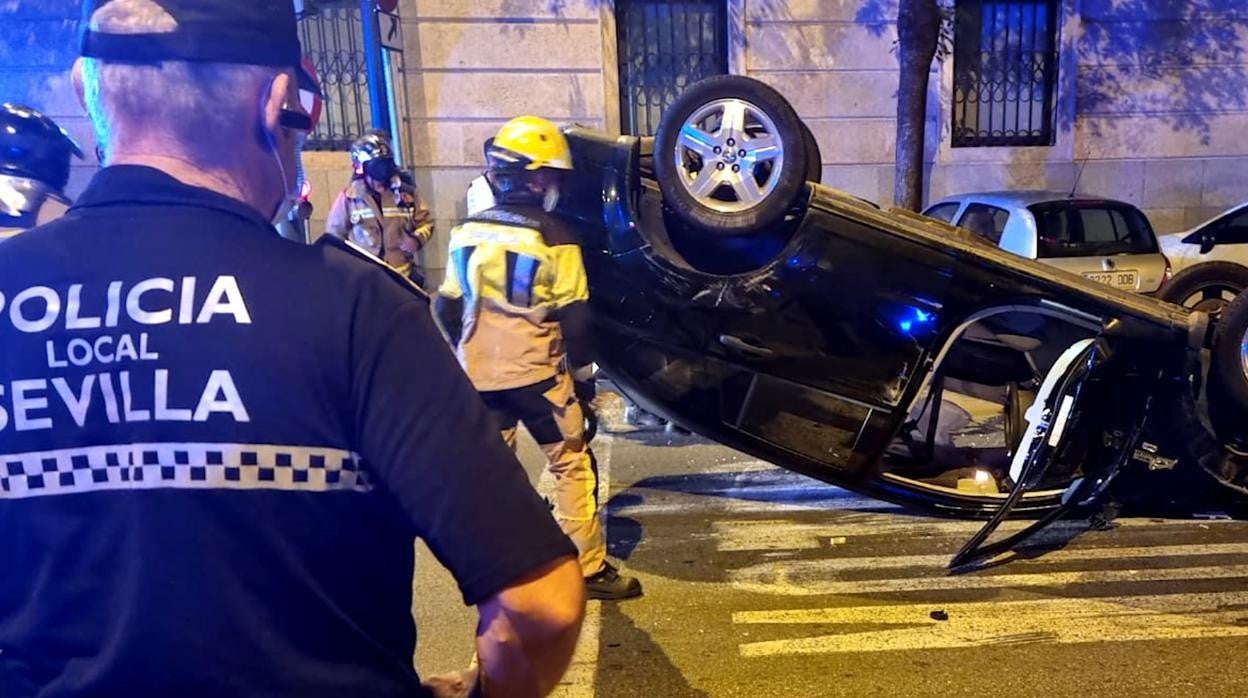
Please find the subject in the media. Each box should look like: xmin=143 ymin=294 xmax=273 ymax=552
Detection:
xmin=0 ymin=2 xmax=584 ymax=696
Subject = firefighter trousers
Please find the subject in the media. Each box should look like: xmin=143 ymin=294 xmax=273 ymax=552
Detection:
xmin=479 ymin=372 xmax=606 ymax=577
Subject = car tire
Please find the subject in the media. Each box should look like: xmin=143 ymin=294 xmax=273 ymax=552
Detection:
xmin=654 ymin=75 xmax=809 ymax=235
xmin=801 ymin=121 xmax=822 ymax=184
xmin=1157 ymin=262 xmax=1248 ymax=321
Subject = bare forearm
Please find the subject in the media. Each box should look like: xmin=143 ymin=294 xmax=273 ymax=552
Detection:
xmin=475 ymin=556 xmax=585 ymax=697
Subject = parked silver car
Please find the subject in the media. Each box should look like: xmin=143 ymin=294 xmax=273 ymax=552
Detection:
xmin=923 ymin=191 xmax=1170 ymax=294
xmin=1154 ymin=202 xmax=1248 ymax=318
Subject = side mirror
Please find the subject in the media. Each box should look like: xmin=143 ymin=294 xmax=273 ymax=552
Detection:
xmin=1199 ymin=229 xmax=1216 ymax=254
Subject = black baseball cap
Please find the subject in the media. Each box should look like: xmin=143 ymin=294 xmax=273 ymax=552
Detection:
xmin=79 ymin=0 xmax=322 ymax=96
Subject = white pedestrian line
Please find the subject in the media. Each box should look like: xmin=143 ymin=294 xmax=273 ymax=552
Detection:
xmin=727 ymin=541 xmax=1248 ymax=566
xmin=614 ymin=496 xmax=893 ymax=516
xmin=550 ymin=435 xmax=613 ymax=698
xmin=712 ymin=515 xmax=1234 ymax=551
xmin=731 ymin=562 xmax=1248 ymax=597
xmin=734 ymin=591 xmax=1248 ymax=656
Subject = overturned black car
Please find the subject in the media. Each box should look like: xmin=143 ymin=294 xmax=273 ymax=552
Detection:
xmin=541 ymin=76 xmax=1248 ymax=566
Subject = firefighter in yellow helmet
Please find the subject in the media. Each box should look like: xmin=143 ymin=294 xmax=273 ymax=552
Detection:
xmin=435 ymin=116 xmax=642 ymax=600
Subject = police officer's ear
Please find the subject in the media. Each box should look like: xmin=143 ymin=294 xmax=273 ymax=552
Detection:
xmin=260 ymin=72 xmax=296 ymax=149
xmin=71 ymin=59 xmax=88 ymax=113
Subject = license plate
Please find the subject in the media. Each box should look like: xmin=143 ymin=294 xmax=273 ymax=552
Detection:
xmin=1083 ymin=270 xmax=1137 ymax=289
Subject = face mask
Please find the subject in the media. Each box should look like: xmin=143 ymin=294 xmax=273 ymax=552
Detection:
xmin=363 ymin=156 xmax=396 ymax=182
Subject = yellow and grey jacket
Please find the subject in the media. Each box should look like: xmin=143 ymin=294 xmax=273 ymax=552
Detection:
xmin=436 ymin=205 xmax=592 ymax=392
xmin=325 ymin=177 xmax=432 ymax=275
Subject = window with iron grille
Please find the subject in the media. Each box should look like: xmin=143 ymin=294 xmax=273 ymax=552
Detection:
xmin=952 ymin=0 xmax=1060 ymax=148
xmin=298 ymin=7 xmax=374 ymax=151
xmin=616 ymin=0 xmax=729 ymax=137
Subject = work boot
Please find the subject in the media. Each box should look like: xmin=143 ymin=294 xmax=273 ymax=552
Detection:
xmin=624 ymin=404 xmax=665 ymax=429
xmin=585 ymin=562 xmax=643 ymax=600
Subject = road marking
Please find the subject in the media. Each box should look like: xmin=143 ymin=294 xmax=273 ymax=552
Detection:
xmin=712 ymin=514 xmax=1231 ymax=551
xmin=613 ymin=496 xmax=893 ymax=516
xmin=734 ymin=591 xmax=1248 ymax=656
xmin=726 ymin=541 xmax=1248 ymax=566
xmin=551 ymin=434 xmax=613 ymax=698
xmin=732 ymin=562 xmax=1248 ymax=596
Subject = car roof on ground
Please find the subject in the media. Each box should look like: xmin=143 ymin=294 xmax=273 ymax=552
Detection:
xmin=927 ymin=190 xmax=1135 ymax=210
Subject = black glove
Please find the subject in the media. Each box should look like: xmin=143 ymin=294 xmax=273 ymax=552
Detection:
xmin=434 ymin=295 xmax=464 ymax=347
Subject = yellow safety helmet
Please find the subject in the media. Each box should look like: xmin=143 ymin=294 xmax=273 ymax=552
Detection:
xmin=487 ymin=116 xmax=572 ymax=171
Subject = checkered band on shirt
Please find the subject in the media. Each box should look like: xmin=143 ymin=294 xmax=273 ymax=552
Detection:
xmin=0 ymin=443 xmax=373 ymax=500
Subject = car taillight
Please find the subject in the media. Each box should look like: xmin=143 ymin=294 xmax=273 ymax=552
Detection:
xmin=1161 ymin=253 xmax=1173 ymax=287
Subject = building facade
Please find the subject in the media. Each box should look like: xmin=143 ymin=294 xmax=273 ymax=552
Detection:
xmin=4 ymin=1 xmax=1246 ymax=286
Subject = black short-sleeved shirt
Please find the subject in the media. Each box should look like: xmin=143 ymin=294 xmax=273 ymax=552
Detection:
xmin=0 ymin=166 xmax=575 ymax=697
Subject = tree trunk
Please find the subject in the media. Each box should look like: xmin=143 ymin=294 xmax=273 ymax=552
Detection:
xmin=894 ymin=0 xmax=942 ymax=211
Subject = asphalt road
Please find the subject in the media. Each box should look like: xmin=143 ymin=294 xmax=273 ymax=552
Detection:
xmin=412 ymin=424 xmax=1248 ymax=697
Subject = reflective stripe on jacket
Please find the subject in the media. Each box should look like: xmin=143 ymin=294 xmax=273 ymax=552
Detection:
xmin=325 ymin=177 xmax=432 ymax=271
xmin=438 ymin=205 xmax=588 ymax=391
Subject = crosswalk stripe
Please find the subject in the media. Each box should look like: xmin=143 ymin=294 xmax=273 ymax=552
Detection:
xmin=711 ymin=515 xmax=1232 ymax=550
xmin=730 ymin=562 xmax=1248 ymax=596
xmin=728 ymin=542 xmax=1248 ymax=567
xmin=734 ymin=591 xmax=1248 ymax=656
xmin=615 ymin=496 xmax=895 ymax=516
xmin=732 ymin=590 xmax=1248 ymax=625
xmin=550 ymin=435 xmax=614 ymax=698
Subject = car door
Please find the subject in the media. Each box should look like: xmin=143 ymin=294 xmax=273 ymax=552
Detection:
xmin=949 ymin=337 xmax=1129 ymax=568
xmin=1198 ymin=207 xmax=1248 ymax=266
xmin=699 ymin=206 xmax=956 ymax=475
xmin=1030 ymin=201 xmax=1169 ymax=293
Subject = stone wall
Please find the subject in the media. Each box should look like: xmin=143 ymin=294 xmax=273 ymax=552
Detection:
xmin=0 ymin=0 xmax=99 ymax=199
xmin=739 ymin=0 xmax=936 ymax=207
xmin=400 ymin=0 xmax=611 ymax=285
xmin=1069 ymin=0 xmax=1248 ymax=233
xmin=738 ymin=0 xmax=1248 ymax=234
xmin=9 ymin=0 xmax=1247 ymax=259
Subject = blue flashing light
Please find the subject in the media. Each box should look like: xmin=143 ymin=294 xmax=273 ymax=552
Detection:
xmin=896 ymin=305 xmax=936 ymax=335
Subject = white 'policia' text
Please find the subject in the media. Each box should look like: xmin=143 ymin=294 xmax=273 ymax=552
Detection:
xmin=0 ymin=276 xmax=253 ymax=433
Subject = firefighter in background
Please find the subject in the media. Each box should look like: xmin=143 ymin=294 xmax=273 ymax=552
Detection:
xmin=435 ymin=116 xmax=643 ymax=600
xmin=325 ymin=131 xmax=432 ymax=285
xmin=0 ymin=103 xmax=83 ymax=240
